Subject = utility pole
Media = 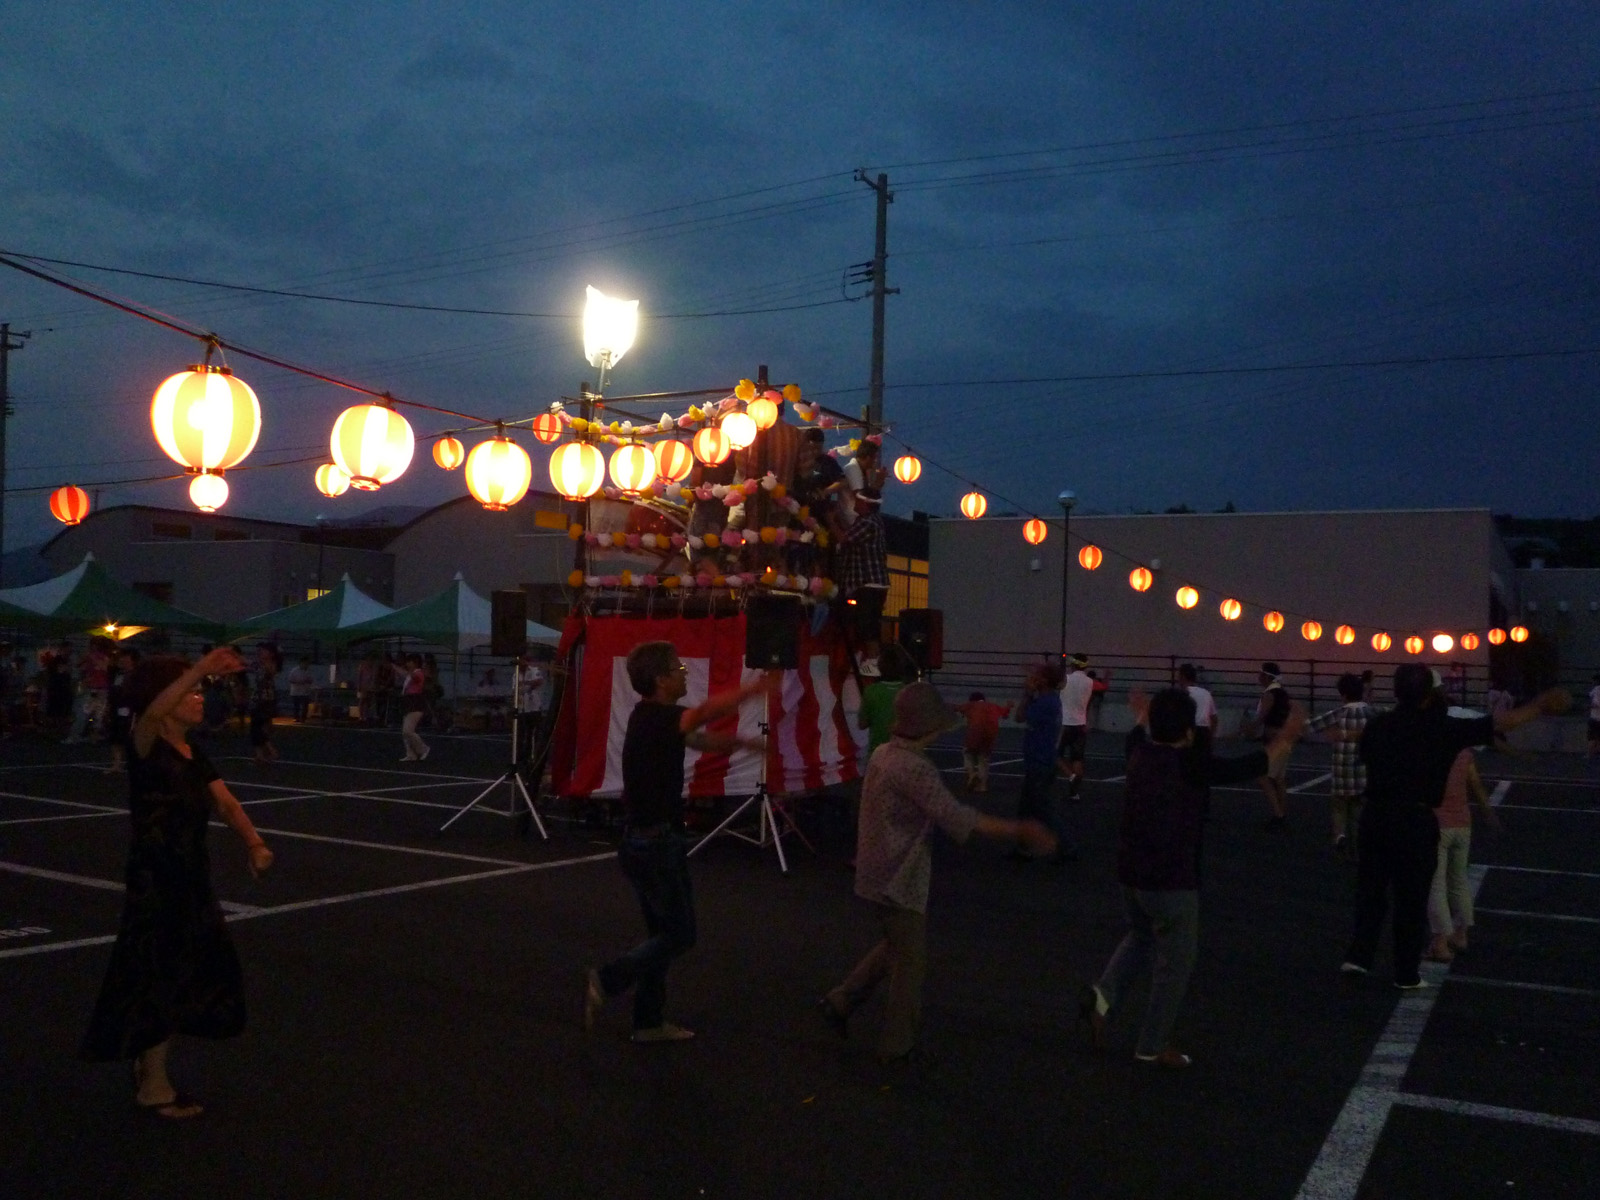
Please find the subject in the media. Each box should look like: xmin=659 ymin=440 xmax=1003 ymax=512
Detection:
xmin=854 ymin=171 xmax=897 ymax=431
xmin=0 ymin=323 xmax=33 ymax=588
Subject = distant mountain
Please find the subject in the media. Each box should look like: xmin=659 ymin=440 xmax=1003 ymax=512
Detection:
xmin=0 ymin=543 xmax=52 ymax=588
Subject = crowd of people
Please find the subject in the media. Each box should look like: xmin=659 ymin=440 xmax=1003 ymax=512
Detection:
xmin=55 ymin=621 xmax=1572 ymax=1115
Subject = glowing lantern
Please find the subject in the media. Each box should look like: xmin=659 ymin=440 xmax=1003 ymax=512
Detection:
xmin=1023 ymin=518 xmax=1048 ymax=545
xmin=1078 ymin=545 xmax=1102 ymax=571
xmin=1334 ymin=624 xmax=1355 ymax=645
xmin=721 ymin=412 xmax=758 ymax=451
xmin=893 ymin=455 xmax=922 ymax=484
xmin=1487 ymin=627 xmax=1507 ymax=645
xmin=1509 ymin=625 xmax=1530 ymax=643
xmin=654 ymin=439 xmax=694 ymax=483
xmin=693 ymin=426 xmax=731 ymax=466
xmin=1460 ymin=633 xmax=1480 ymax=651
xmin=432 ymin=437 xmax=465 ymax=470
xmin=464 ymin=435 xmax=533 ymax=511
xmin=746 ymin=395 xmax=779 ymax=431
xmin=1301 ymin=621 xmax=1323 ymax=641
xmin=151 ymin=364 xmax=261 ymax=473
xmin=330 ymin=403 xmax=415 ymax=490
xmin=1405 ymin=635 xmax=1425 ymax=655
xmin=1129 ymin=566 xmax=1153 ymax=592
xmin=1176 ymin=586 xmax=1199 ymax=609
xmin=1219 ymin=598 xmax=1242 ymax=621
xmin=1263 ymin=611 xmax=1284 ymax=633
xmin=532 ymin=413 xmax=563 ymax=444
xmin=314 ymin=463 xmax=350 ymax=498
xmin=189 ymin=471 xmax=228 ymax=512
xmin=960 ymin=491 xmax=987 ymax=520
xmin=1432 ymin=633 xmax=1454 ymax=654
xmin=49 ymin=485 xmax=90 ymax=525
xmin=609 ymin=442 xmax=656 ymax=493
xmin=1371 ymin=631 xmax=1392 ymax=652
xmin=549 ymin=440 xmax=604 ymax=499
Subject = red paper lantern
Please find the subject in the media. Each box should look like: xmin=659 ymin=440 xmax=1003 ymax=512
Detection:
xmin=1176 ymin=586 xmax=1199 ymax=609
xmin=1023 ymin=518 xmax=1048 ymax=545
xmin=1334 ymin=624 xmax=1355 ymax=645
xmin=693 ymin=426 xmax=730 ymax=466
xmin=893 ymin=455 xmax=922 ymax=484
xmin=532 ymin=413 xmax=563 ymax=444
xmin=1301 ymin=621 xmax=1323 ymax=641
xmin=1486 ymin=627 xmax=1506 ymax=645
xmin=1460 ymin=632 xmax=1480 ymax=651
xmin=49 ymin=485 xmax=90 ymax=525
xmin=1128 ymin=566 xmax=1153 ymax=592
xmin=654 ymin=439 xmax=694 ymax=483
xmin=1219 ymin=598 xmax=1242 ymax=621
xmin=1263 ymin=611 xmax=1284 ymax=633
xmin=960 ymin=491 xmax=987 ymax=520
xmin=1509 ymin=625 xmax=1530 ymax=643
xmin=1405 ymin=635 xmax=1425 ymax=655
xmin=1078 ymin=545 xmax=1102 ymax=570
xmin=1371 ymin=631 xmax=1392 ymax=652
xmin=432 ymin=436 xmax=465 ymax=470
xmin=549 ymin=441 xmax=604 ymax=499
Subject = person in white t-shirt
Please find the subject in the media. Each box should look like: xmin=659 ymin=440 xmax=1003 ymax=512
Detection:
xmin=1588 ymin=674 xmax=1600 ymax=758
xmin=1177 ymin=663 xmax=1217 ymax=748
xmin=1057 ymin=653 xmax=1099 ymax=798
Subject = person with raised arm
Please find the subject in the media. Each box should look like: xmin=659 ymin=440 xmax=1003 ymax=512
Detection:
xmin=586 ymin=641 xmax=774 ymax=1043
xmin=82 ymin=646 xmax=274 ymax=1119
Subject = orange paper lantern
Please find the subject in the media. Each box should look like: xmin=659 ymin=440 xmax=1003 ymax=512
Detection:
xmin=1371 ymin=631 xmax=1392 ymax=652
xmin=1129 ymin=566 xmax=1153 ymax=592
xmin=314 ymin=463 xmax=350 ymax=498
xmin=1509 ymin=625 xmax=1529 ymax=643
xmin=432 ymin=437 xmax=465 ymax=470
xmin=1486 ymin=627 xmax=1506 ymax=645
xmin=531 ymin=413 xmax=563 ymax=444
xmin=49 ymin=484 xmax=90 ymax=525
xmin=1405 ymin=635 xmax=1425 ymax=655
xmin=465 ymin=436 xmax=533 ymax=511
xmin=1334 ymin=624 xmax=1355 ymax=645
xmin=1460 ymin=632 xmax=1480 ymax=651
xmin=1176 ymin=586 xmax=1199 ymax=609
xmin=893 ymin=454 xmax=922 ymax=484
xmin=653 ymin=439 xmax=694 ymax=483
xmin=549 ymin=441 xmax=604 ymax=499
xmin=746 ymin=395 xmax=779 ymax=431
xmin=1301 ymin=621 xmax=1323 ymax=641
xmin=960 ymin=491 xmax=987 ymax=520
xmin=1219 ymin=598 xmax=1242 ymax=621
xmin=1078 ymin=545 xmax=1102 ymax=571
xmin=1023 ymin=518 xmax=1048 ymax=545
xmin=1263 ymin=611 xmax=1284 ymax=633
xmin=693 ymin=425 xmax=731 ymax=466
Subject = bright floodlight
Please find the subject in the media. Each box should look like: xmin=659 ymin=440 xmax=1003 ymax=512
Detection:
xmin=583 ymin=286 xmax=639 ymax=371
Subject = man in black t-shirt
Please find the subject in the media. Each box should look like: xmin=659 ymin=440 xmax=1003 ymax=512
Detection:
xmin=1341 ymin=664 xmax=1568 ymax=989
xmin=586 ymin=641 xmax=772 ymax=1042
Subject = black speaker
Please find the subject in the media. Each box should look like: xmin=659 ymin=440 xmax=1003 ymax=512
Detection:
xmin=745 ymin=594 xmax=801 ymax=670
xmin=898 ymin=608 xmax=943 ymax=671
xmin=490 ymin=589 xmax=528 ymax=657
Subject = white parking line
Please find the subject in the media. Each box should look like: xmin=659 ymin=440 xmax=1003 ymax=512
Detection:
xmin=1475 ymin=907 xmax=1600 ymax=926
xmin=1391 ymin=1094 xmax=1600 ymax=1136
xmin=0 ymin=861 xmax=260 ymax=914
xmin=1485 ymin=864 xmax=1600 ymax=880
xmin=239 ymin=824 xmax=544 ymax=867
xmin=0 ymin=790 xmax=121 ymax=813
xmin=1493 ymin=805 xmax=1600 ymax=814
xmin=216 ymin=756 xmax=488 ymax=783
xmin=1289 ymin=772 xmax=1334 ymax=794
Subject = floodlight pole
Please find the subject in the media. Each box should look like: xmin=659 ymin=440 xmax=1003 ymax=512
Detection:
xmin=0 ymin=323 xmax=32 ymax=586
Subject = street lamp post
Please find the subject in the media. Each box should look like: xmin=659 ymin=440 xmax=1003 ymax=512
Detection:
xmin=1058 ymin=489 xmax=1076 ymax=659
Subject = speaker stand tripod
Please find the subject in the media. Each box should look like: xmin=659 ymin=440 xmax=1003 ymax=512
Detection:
xmin=439 ymin=674 xmax=548 ymax=838
xmin=687 ymin=721 xmax=812 ymax=874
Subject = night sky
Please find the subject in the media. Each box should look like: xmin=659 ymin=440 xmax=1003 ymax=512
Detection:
xmin=2 ymin=3 xmax=1597 ymax=555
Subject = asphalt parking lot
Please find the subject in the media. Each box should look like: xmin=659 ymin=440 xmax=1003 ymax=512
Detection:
xmin=2 ymin=721 xmax=1596 ymax=1199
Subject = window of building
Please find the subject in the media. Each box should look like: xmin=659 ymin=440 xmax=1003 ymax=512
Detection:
xmin=133 ymin=582 xmax=174 ymax=604
xmin=883 ymin=556 xmax=929 ymax=619
xmin=306 ymin=588 xmax=330 ymax=601
xmin=214 ymin=529 xmax=250 ymax=541
xmin=151 ymin=522 xmax=191 ymax=539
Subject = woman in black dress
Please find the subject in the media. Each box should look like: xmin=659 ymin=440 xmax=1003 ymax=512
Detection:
xmin=82 ymin=647 xmax=275 ymax=1119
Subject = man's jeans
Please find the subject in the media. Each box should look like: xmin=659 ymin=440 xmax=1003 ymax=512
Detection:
xmin=1017 ymin=764 xmax=1072 ymax=856
xmin=598 ymin=833 xmax=697 ymax=1030
xmin=1096 ymin=888 xmax=1199 ymax=1057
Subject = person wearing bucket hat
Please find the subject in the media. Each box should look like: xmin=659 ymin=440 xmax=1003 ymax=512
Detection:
xmin=818 ymin=682 xmax=1056 ymax=1063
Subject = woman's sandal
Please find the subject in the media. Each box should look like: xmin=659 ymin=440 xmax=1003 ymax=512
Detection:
xmin=138 ymin=1094 xmax=204 ymax=1120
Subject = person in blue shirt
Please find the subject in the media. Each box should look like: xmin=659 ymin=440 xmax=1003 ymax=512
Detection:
xmin=1015 ymin=663 xmax=1075 ymax=863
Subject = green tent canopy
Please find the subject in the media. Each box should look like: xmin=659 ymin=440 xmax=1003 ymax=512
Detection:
xmin=339 ymin=573 xmax=561 ymax=652
xmin=0 ymin=553 xmax=224 ymax=636
xmin=233 ymin=574 xmax=395 ymax=642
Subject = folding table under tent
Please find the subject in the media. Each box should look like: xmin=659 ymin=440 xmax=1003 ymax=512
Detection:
xmin=548 ymin=611 xmax=866 ymax=872
xmin=0 ymin=552 xmax=224 ymax=637
xmin=232 ymin=573 xmax=395 ymax=642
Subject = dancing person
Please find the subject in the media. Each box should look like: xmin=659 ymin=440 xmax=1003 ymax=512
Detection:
xmin=586 ymin=642 xmax=772 ymax=1042
xmin=1341 ymin=665 xmax=1567 ymax=989
xmin=1177 ymin=664 xmax=1217 ymax=757
xmin=1017 ymin=662 xmax=1074 ymax=862
xmin=105 ymin=647 xmax=139 ymax=775
xmin=858 ymin=643 xmax=918 ymax=763
xmin=1080 ymin=687 xmax=1302 ymax=1068
xmin=956 ymin=690 xmax=1010 ymax=793
xmin=1055 ymin=654 xmax=1096 ymax=798
xmin=1306 ymin=674 xmax=1379 ymax=857
xmin=396 ymin=655 xmax=430 ymax=762
xmin=818 ymin=682 xmax=1056 ymax=1063
xmin=249 ymin=644 xmax=281 ymax=766
xmin=81 ymin=647 xmax=274 ymax=1118
xmin=1425 ymin=749 xmax=1500 ymax=962
xmin=1253 ymin=663 xmax=1292 ymax=830
xmin=63 ymin=637 xmax=112 ymax=744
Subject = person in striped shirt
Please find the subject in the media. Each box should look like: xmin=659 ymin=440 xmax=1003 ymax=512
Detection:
xmin=1306 ymin=674 xmax=1379 ymax=858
